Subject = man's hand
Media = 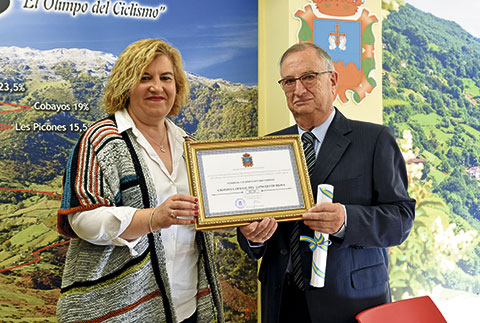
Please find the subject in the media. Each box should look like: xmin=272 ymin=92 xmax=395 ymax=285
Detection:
xmin=303 ymin=202 xmax=345 ymax=234
xmin=239 ymin=217 xmax=278 ymax=243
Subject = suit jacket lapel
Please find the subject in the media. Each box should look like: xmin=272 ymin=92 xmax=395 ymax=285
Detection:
xmin=312 ymin=109 xmax=351 ymax=184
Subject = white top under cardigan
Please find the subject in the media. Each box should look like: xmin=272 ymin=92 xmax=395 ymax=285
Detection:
xmin=68 ymin=109 xmax=198 ymax=322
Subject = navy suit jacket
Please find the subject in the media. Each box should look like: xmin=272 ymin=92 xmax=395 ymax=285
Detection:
xmin=238 ymin=109 xmax=416 ymax=323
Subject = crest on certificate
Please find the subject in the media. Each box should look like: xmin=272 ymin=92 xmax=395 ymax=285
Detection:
xmin=242 ymin=153 xmax=253 ymax=167
xmin=294 ymin=0 xmax=379 ymax=104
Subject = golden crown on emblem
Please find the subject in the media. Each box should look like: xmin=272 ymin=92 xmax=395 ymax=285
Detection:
xmin=314 ymin=0 xmax=364 ymax=16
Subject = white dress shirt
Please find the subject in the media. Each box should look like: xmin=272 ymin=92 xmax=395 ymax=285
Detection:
xmin=68 ymin=109 xmax=198 ymax=322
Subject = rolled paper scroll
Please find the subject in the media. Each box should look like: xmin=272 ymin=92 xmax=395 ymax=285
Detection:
xmin=300 ymin=184 xmax=333 ymax=288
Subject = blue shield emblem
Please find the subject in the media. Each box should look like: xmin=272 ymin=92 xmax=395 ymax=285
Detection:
xmin=314 ymin=19 xmax=361 ymax=71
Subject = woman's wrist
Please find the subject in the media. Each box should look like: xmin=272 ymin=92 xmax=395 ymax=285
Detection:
xmin=149 ymin=207 xmax=157 ymax=233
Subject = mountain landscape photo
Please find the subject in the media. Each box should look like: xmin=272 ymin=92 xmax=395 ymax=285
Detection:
xmin=0 ymin=46 xmax=258 ymax=322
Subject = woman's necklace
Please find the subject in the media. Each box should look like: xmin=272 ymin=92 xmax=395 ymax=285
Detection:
xmin=158 ymin=127 xmax=168 ymax=153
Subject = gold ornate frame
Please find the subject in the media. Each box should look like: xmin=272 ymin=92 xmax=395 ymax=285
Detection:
xmin=184 ymin=135 xmax=314 ymax=230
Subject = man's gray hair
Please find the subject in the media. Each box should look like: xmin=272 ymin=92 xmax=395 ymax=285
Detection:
xmin=280 ymin=42 xmax=335 ymax=71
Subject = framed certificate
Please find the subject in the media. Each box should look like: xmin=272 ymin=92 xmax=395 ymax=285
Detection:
xmin=184 ymin=135 xmax=314 ymax=230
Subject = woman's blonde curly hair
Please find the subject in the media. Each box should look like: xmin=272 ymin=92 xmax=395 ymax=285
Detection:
xmin=103 ymin=38 xmax=189 ymax=116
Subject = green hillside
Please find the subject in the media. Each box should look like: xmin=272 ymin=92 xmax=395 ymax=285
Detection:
xmin=383 ymin=1 xmax=480 ymax=299
xmin=383 ymin=2 xmax=480 ymax=223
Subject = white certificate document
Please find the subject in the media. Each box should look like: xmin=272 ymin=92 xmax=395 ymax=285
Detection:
xmin=197 ymin=145 xmax=304 ymax=217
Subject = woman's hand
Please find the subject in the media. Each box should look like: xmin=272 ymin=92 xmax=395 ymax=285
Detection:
xmin=151 ymin=193 xmax=198 ymax=230
xmin=120 ymin=193 xmax=198 ymax=240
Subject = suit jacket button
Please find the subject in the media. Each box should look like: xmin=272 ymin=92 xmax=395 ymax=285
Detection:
xmin=280 ymin=249 xmax=288 ymax=256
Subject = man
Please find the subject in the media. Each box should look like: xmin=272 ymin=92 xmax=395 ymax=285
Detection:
xmin=237 ymin=42 xmax=416 ymax=323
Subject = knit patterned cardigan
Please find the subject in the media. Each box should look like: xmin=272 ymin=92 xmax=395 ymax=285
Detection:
xmin=56 ymin=116 xmax=224 ymax=323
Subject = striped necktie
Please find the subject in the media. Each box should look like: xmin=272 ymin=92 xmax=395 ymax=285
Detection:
xmin=290 ymin=131 xmax=316 ymax=290
xmin=302 ymin=131 xmax=316 ymax=176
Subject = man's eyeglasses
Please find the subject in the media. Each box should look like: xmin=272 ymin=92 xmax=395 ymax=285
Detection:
xmin=278 ymin=71 xmax=332 ymax=92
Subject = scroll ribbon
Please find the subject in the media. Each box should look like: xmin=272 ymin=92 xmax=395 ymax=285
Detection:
xmin=300 ymin=184 xmax=333 ymax=288
xmin=300 ymin=233 xmax=329 ymax=252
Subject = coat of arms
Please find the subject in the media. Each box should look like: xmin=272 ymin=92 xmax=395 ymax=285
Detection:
xmin=242 ymin=153 xmax=253 ymax=167
xmin=295 ymin=0 xmax=379 ymax=104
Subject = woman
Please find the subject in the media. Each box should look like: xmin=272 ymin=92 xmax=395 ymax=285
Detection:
xmin=56 ymin=39 xmax=224 ymax=323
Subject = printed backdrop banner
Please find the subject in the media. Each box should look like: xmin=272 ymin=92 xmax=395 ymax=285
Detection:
xmin=0 ymin=1 xmax=259 ymax=321
xmin=289 ymin=1 xmax=480 ymax=322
